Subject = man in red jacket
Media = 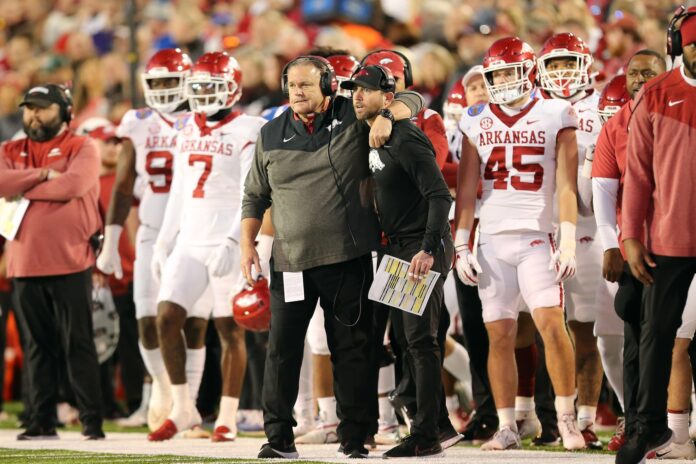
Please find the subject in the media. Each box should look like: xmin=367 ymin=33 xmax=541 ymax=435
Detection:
xmin=0 ymin=84 xmax=104 ymax=440
xmin=618 ymin=10 xmax=696 ymax=464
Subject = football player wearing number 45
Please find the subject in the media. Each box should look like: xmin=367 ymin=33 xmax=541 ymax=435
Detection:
xmin=454 ymin=37 xmax=585 ymax=452
xmin=147 ymin=52 xmax=267 ymax=442
xmin=98 ymin=49 xmax=215 ymax=434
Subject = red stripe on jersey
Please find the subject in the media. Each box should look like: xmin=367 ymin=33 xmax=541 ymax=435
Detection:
xmin=489 ymin=99 xmax=539 ymax=128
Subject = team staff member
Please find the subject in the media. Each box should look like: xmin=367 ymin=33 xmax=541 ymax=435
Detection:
xmin=344 ymin=65 xmax=453 ymax=458
xmin=241 ymin=55 xmax=423 ymax=459
xmin=618 ymin=10 xmax=696 ymax=464
xmin=0 ymin=84 xmax=104 ymax=440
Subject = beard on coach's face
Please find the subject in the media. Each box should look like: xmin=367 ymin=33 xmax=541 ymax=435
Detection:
xmin=23 ymin=113 xmax=64 ymax=142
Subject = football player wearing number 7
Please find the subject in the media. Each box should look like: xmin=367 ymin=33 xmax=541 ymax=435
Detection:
xmin=453 ymin=37 xmax=585 ymax=451
xmin=98 ymin=49 xmax=212 ymax=432
xmin=148 ymin=51 xmax=266 ymax=442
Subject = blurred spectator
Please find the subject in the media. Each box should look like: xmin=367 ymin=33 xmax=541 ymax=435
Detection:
xmin=71 ymin=58 xmax=109 ymax=128
xmin=602 ymin=15 xmax=645 ymax=76
xmin=412 ymin=43 xmax=457 ymax=113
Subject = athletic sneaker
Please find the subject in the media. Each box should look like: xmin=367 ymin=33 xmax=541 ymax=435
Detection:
xmin=383 ymin=433 xmax=443 ymax=458
xmin=649 ymin=439 xmax=696 ymax=459
xmin=480 ymin=426 xmax=521 ymax=451
xmin=461 ymin=412 xmax=498 ymax=445
xmin=439 ymin=422 xmax=464 ymax=449
xmin=516 ymin=412 xmax=542 ymax=440
xmin=211 ymin=425 xmax=236 ymax=442
xmin=295 ymin=421 xmax=339 ymax=444
xmin=337 ymin=441 xmax=369 ymax=458
xmin=116 ymin=407 xmax=147 ymax=427
xmin=374 ymin=422 xmax=401 ymax=445
xmin=616 ymin=429 xmax=673 ymax=464
xmin=147 ymin=377 xmax=172 ymax=431
xmin=558 ymin=413 xmax=586 ymax=450
xmin=17 ymin=425 xmax=58 ymax=441
xmin=257 ymin=442 xmax=299 ymax=459
xmin=607 ymin=417 xmax=626 ymax=452
xmin=581 ymin=425 xmax=603 ymax=450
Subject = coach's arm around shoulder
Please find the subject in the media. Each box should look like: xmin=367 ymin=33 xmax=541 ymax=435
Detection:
xmin=369 ymin=91 xmax=423 ymax=147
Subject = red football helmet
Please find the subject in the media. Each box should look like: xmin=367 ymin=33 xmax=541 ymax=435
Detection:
xmin=361 ymin=50 xmax=411 ymax=87
xmin=187 ymin=51 xmax=243 ymax=116
xmin=141 ymin=48 xmax=193 ymax=113
xmin=327 ymin=54 xmax=360 ymax=98
xmin=232 ymin=277 xmax=271 ymax=332
xmin=483 ymin=37 xmax=537 ymax=105
xmin=537 ymin=33 xmax=593 ymax=97
xmin=598 ymin=74 xmax=630 ymax=124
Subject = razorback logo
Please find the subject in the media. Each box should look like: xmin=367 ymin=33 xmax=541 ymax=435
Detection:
xmin=579 ymin=236 xmax=594 ymax=244
xmin=530 ymin=239 xmax=545 ymax=247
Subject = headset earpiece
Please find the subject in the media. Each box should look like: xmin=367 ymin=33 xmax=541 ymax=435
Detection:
xmin=281 ymin=56 xmax=338 ymax=98
xmin=667 ymin=6 xmax=696 ymax=59
xmin=374 ymin=65 xmax=396 ymax=92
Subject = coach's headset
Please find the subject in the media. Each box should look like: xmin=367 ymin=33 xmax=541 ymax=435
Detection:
xmin=360 ymin=49 xmax=413 ymax=88
xmin=281 ymin=55 xmax=338 ymax=98
xmin=348 ymin=64 xmax=397 ymax=93
xmin=668 ymin=5 xmax=696 ymax=61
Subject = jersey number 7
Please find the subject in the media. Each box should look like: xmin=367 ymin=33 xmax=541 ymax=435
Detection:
xmin=189 ymin=154 xmax=213 ymax=198
xmin=483 ymin=146 xmax=544 ymax=191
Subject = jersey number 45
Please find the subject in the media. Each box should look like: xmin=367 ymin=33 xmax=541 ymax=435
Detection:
xmin=483 ymin=146 xmax=544 ymax=192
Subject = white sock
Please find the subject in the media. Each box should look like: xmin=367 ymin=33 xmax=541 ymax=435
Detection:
xmin=378 ymin=364 xmax=396 ymax=394
xmin=443 ymin=342 xmax=473 ymax=399
xmin=515 ymin=396 xmax=535 ymax=420
xmin=318 ymin=396 xmax=338 ymax=425
xmin=379 ymin=396 xmax=397 ymax=426
xmin=446 ymin=395 xmax=460 ymax=415
xmin=215 ymin=396 xmax=240 ymax=432
xmin=555 ymin=395 xmax=576 ymax=416
xmin=170 ymin=383 xmax=193 ymax=429
xmin=577 ymin=405 xmax=597 ymax=431
xmin=139 ymin=343 xmax=169 ymax=383
xmin=136 ymin=382 xmax=152 ymax=412
xmin=669 ymin=411 xmax=690 ymax=443
xmin=185 ymin=347 xmax=206 ymax=402
xmin=597 ymin=334 xmax=625 ymax=411
xmin=498 ymin=407 xmax=517 ymax=431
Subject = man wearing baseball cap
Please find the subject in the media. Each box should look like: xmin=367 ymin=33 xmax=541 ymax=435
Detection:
xmin=618 ymin=9 xmax=696 ymax=464
xmin=344 ymin=65 xmax=453 ymax=458
xmin=0 ymin=84 xmax=104 ymax=440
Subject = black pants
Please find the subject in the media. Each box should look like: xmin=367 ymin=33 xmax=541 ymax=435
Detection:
xmin=262 ymin=255 xmax=376 ymax=446
xmin=615 ymin=263 xmax=642 ymax=436
xmin=634 ymin=255 xmax=696 ymax=435
xmin=240 ymin=331 xmax=268 ymax=410
xmin=386 ymin=238 xmax=452 ymax=439
xmin=113 ymin=284 xmax=144 ymax=413
xmin=0 ymin=289 xmax=11 ymax=412
xmin=13 ymin=268 xmax=103 ymax=428
xmin=454 ymin=276 xmax=498 ymax=423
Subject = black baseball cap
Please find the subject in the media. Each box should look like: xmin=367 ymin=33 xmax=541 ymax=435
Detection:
xmin=19 ymin=84 xmax=71 ymax=109
xmin=341 ymin=66 xmax=394 ymax=92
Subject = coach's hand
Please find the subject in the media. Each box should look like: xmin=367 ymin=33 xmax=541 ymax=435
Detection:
xmin=408 ymin=251 xmax=434 ymax=284
xmin=602 ymin=248 xmax=624 ymax=283
xmin=369 ymin=114 xmax=392 ymax=148
xmin=624 ymin=238 xmax=655 ymax=285
xmin=240 ymin=240 xmax=261 ymax=286
xmin=209 ymin=237 xmax=239 ymax=277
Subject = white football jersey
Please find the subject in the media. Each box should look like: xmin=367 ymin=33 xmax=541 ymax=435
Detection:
xmin=116 ymin=108 xmax=182 ymax=229
xmin=459 ymin=98 xmax=578 ymax=235
xmin=446 ymin=119 xmax=463 ymax=162
xmin=571 ymin=91 xmax=601 ymax=235
xmin=170 ymin=112 xmax=266 ymax=246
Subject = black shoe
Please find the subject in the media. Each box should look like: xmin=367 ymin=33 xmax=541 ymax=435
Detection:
xmin=461 ymin=412 xmax=497 ymax=445
xmin=383 ymin=433 xmax=443 ymax=458
xmin=439 ymin=422 xmax=464 ymax=449
xmin=258 ymin=442 xmax=299 ymax=459
xmin=17 ymin=424 xmax=58 ymax=441
xmin=531 ymin=425 xmax=560 ymax=446
xmin=364 ymin=434 xmax=377 ymax=450
xmin=82 ymin=424 xmax=105 ymax=440
xmin=616 ymin=429 xmax=673 ymax=464
xmin=337 ymin=441 xmax=369 ymax=458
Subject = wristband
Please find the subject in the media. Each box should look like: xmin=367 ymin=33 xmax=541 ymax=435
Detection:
xmin=380 ymin=108 xmax=395 ymax=124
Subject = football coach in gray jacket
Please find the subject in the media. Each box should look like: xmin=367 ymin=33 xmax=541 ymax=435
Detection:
xmin=240 ymin=55 xmax=423 ymax=459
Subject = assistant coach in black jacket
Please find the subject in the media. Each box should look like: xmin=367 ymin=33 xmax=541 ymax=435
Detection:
xmin=343 ymin=66 xmax=454 ymax=458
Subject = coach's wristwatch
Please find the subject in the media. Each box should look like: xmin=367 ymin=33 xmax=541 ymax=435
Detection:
xmin=380 ymin=108 xmax=395 ymax=124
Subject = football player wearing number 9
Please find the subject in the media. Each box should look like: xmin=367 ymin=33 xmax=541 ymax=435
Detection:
xmin=98 ymin=49 xmax=215 ymax=433
xmin=454 ymin=37 xmax=584 ymax=451
xmin=147 ymin=51 xmax=266 ymax=442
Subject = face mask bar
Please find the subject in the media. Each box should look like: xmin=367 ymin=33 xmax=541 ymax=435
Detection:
xmin=186 ymin=76 xmax=238 ymax=116
xmin=142 ymin=73 xmax=187 ymax=113
xmin=483 ymin=61 xmax=534 ymax=105
xmin=538 ymin=52 xmax=591 ymax=97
